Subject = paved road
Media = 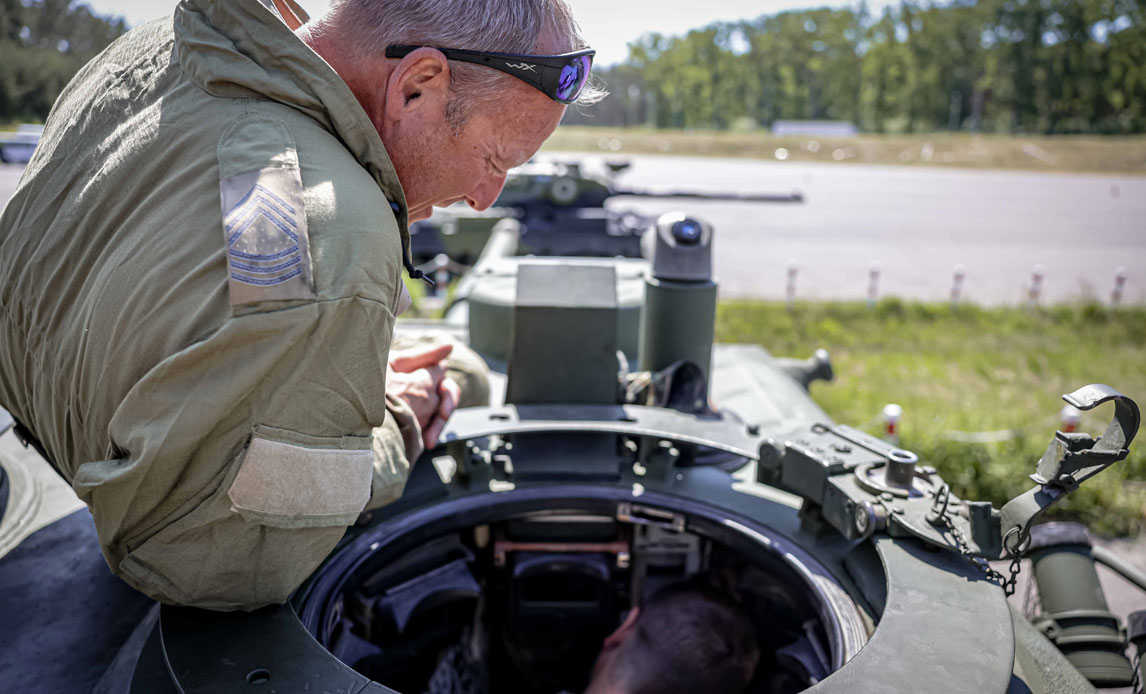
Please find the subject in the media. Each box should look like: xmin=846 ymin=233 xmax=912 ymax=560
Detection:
xmin=6 ymin=158 xmax=1146 ymax=304
xmin=564 ymin=153 xmax=1146 ymax=304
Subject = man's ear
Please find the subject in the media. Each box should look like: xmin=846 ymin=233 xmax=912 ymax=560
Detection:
xmin=602 ymin=606 xmax=640 ymax=650
xmin=384 ymin=47 xmax=451 ymax=120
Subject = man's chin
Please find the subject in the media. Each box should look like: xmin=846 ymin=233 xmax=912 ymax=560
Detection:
xmin=407 ymin=199 xmax=467 ymax=223
xmin=407 ymin=206 xmax=432 ymax=223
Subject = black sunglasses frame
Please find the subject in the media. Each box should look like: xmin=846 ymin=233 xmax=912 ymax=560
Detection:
xmin=384 ymin=45 xmax=595 ymax=104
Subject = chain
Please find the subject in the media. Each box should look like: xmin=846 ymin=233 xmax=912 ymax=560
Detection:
xmin=931 ymin=484 xmax=1023 ymax=597
xmin=930 ymin=488 xmax=1139 ymax=693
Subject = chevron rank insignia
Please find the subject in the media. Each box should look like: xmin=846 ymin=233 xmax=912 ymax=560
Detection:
xmin=219 ymin=166 xmax=314 ymax=306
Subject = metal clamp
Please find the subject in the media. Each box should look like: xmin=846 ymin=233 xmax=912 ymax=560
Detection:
xmin=1033 ymin=384 xmax=1140 ymax=489
xmin=998 ymin=385 xmax=1139 ymax=558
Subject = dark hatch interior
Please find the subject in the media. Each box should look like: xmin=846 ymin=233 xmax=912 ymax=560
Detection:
xmin=308 ymin=506 xmax=845 ymax=694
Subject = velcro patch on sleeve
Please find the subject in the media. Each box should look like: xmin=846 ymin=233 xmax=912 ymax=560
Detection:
xmin=227 ymin=435 xmax=373 ymax=528
xmin=220 ymin=166 xmax=314 ymax=305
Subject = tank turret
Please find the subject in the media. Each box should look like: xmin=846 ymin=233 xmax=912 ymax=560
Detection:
xmin=9 ymin=211 xmax=1144 ymax=694
xmin=409 ymin=157 xmax=804 ymax=266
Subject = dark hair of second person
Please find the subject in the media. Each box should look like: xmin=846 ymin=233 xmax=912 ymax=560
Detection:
xmin=583 ymin=579 xmax=760 ymax=694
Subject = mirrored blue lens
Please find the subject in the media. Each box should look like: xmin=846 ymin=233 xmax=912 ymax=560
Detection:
xmin=556 ymin=55 xmax=591 ymax=102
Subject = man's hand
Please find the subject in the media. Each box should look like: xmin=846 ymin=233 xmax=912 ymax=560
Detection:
xmin=387 ymin=342 xmax=462 ymax=450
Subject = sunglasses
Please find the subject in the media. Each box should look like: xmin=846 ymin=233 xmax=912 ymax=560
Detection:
xmin=385 ymin=45 xmax=595 ymax=104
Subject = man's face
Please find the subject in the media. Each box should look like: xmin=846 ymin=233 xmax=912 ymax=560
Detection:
xmin=385 ymin=81 xmax=566 ymax=223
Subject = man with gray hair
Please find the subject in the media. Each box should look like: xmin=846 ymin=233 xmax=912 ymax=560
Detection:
xmin=0 ymin=0 xmax=599 ymax=610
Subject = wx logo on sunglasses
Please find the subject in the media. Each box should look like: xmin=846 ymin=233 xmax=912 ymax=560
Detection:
xmin=385 ymin=45 xmax=595 ymax=104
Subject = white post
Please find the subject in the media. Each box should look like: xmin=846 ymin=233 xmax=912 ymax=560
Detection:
xmin=882 ymin=403 xmax=903 ymax=446
xmin=1111 ymin=267 xmax=1128 ymax=307
xmin=1060 ymin=404 xmax=1082 ymax=433
xmin=951 ymin=264 xmax=966 ymax=307
xmin=1027 ymin=265 xmax=1045 ymax=308
xmin=868 ymin=261 xmax=881 ymax=309
xmin=786 ymin=260 xmax=798 ymax=308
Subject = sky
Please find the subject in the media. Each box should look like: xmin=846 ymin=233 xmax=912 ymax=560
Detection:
xmin=82 ymin=0 xmax=867 ymax=66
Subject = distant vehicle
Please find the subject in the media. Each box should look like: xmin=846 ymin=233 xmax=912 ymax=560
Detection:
xmin=410 ymin=158 xmax=804 ymax=267
xmin=0 ymin=124 xmax=43 ymax=164
xmin=771 ymin=120 xmax=859 ymax=137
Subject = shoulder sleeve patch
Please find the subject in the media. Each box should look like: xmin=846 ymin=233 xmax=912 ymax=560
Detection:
xmin=220 ymin=166 xmax=314 ymax=305
xmin=217 ymin=115 xmax=315 ymax=307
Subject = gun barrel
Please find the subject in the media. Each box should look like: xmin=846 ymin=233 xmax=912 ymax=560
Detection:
xmin=613 ymin=188 xmax=805 ymax=204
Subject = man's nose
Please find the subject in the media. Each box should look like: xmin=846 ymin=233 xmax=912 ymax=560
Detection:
xmin=466 ymin=173 xmax=507 ymax=212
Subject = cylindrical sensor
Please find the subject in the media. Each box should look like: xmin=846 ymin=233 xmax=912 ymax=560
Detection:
xmin=641 ymin=277 xmax=717 ymax=382
xmin=639 ymin=213 xmax=716 ymax=388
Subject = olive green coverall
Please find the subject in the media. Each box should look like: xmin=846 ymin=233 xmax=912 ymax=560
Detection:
xmin=0 ymin=0 xmax=480 ymax=609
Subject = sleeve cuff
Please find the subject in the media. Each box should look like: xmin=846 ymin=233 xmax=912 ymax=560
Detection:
xmin=365 ymin=395 xmax=422 ymax=510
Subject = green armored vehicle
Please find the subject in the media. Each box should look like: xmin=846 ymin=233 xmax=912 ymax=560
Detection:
xmin=1 ymin=214 xmax=1144 ymax=694
xmin=408 ymin=158 xmax=804 ymax=266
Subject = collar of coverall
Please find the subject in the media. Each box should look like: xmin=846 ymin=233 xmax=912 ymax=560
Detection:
xmin=266 ymin=0 xmax=308 ymax=29
xmin=174 ymin=0 xmax=413 ymax=251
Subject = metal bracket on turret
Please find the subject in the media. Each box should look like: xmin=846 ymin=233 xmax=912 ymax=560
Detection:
xmin=758 ymin=422 xmax=956 ymax=546
xmin=995 ymin=384 xmax=1140 ymax=557
xmin=760 ymin=384 xmax=1139 ymax=566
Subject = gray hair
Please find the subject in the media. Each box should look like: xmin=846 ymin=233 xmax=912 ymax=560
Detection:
xmin=329 ymin=0 xmax=607 ymax=131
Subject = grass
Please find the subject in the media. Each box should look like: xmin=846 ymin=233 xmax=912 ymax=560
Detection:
xmin=543 ymin=126 xmax=1146 ymax=175
xmin=715 ymin=299 xmax=1146 ymax=536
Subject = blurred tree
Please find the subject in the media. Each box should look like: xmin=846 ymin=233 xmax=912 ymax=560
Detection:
xmin=0 ymin=0 xmax=126 ymax=123
xmin=563 ymin=0 xmax=1145 ymax=135
xmin=2 ymin=0 xmax=1142 ymax=134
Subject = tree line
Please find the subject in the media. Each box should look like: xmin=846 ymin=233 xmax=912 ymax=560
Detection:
xmin=566 ymin=0 xmax=1146 ymax=135
xmin=2 ymin=0 xmax=1143 ymax=135
xmin=0 ymin=0 xmax=126 ymax=123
